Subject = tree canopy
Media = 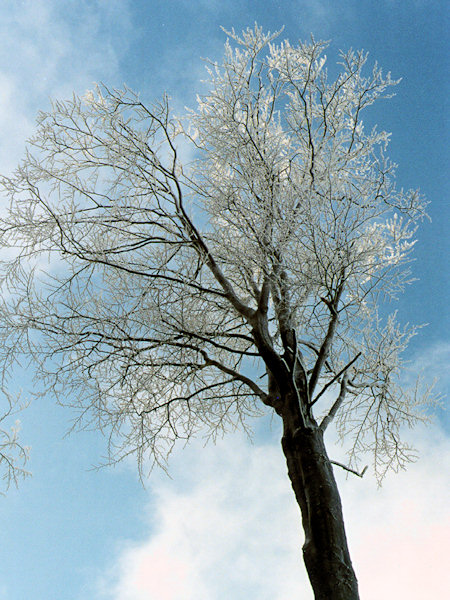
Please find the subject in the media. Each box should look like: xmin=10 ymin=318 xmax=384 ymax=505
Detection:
xmin=0 ymin=26 xmax=434 ymax=484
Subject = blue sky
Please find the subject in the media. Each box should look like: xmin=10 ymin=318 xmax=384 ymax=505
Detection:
xmin=0 ymin=2 xmax=448 ymax=599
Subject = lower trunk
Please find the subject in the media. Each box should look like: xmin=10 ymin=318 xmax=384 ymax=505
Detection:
xmin=282 ymin=425 xmax=359 ymax=600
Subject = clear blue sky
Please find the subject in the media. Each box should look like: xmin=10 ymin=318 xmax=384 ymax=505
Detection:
xmin=0 ymin=2 xmax=448 ymax=599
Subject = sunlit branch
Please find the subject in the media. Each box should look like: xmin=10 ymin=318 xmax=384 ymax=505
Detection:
xmin=319 ymin=372 xmax=349 ymax=432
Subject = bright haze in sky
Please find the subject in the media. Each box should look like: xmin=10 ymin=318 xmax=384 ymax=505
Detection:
xmin=0 ymin=2 xmax=448 ymax=599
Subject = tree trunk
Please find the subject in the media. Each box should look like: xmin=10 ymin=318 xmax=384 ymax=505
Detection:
xmin=281 ymin=424 xmax=359 ymax=600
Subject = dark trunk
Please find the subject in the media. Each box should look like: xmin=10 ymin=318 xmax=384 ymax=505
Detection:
xmin=281 ymin=424 xmax=359 ymax=600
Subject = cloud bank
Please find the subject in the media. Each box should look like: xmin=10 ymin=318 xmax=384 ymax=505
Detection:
xmin=94 ymin=422 xmax=450 ymax=600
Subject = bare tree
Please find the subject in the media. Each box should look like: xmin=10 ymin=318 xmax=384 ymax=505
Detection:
xmin=0 ymin=393 xmax=29 ymax=493
xmin=0 ymin=26 xmax=436 ymax=599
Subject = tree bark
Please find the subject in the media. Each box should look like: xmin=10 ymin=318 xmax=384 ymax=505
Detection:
xmin=281 ymin=423 xmax=360 ymax=600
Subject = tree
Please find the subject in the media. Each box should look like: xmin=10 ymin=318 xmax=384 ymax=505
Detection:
xmin=0 ymin=25 xmax=435 ymax=599
xmin=0 ymin=394 xmax=29 ymax=493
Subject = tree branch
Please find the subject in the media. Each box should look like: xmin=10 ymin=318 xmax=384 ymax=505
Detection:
xmin=330 ymin=460 xmax=368 ymax=478
xmin=310 ymin=352 xmax=361 ymax=407
xmin=169 ymin=178 xmax=255 ymax=321
xmin=308 ymin=282 xmax=345 ymax=397
xmin=198 ymin=349 xmax=269 ymax=404
xmin=256 ymin=276 xmax=270 ymax=315
xmin=319 ymin=371 xmax=349 ymax=432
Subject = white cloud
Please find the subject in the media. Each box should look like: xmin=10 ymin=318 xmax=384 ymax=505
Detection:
xmin=94 ymin=433 xmax=306 ymax=600
xmin=0 ymin=0 xmax=132 ymax=172
xmin=343 ymin=424 xmax=450 ymax=599
xmin=0 ymin=72 xmax=32 ymax=173
xmin=94 ymin=422 xmax=450 ymax=600
xmin=411 ymin=340 xmax=450 ymax=393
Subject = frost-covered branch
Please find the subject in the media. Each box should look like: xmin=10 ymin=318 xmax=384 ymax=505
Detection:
xmin=0 ymin=25 xmax=435 ymax=480
xmin=0 ymin=393 xmax=30 ymax=493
